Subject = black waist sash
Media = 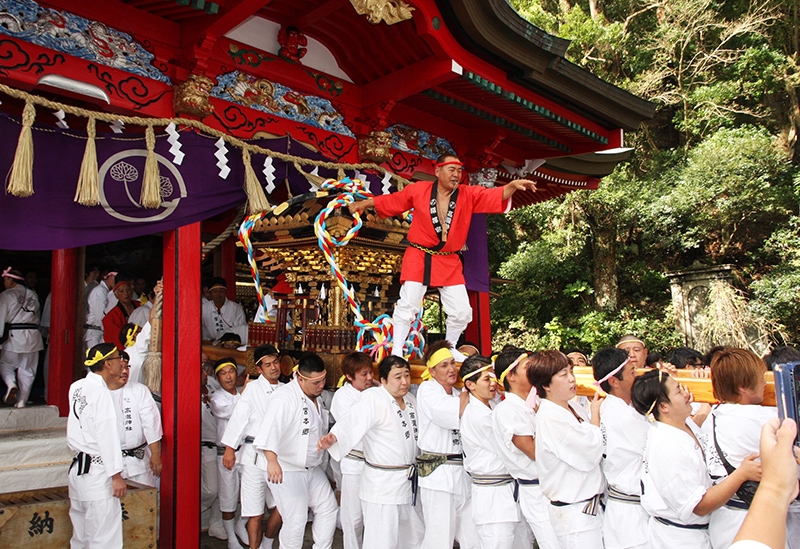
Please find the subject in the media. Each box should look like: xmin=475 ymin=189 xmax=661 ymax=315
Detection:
xmin=654 ymin=516 xmax=709 ymax=530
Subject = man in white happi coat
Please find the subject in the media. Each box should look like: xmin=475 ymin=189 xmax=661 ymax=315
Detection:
xmin=254 ymin=352 xmax=338 ymax=549
xmin=112 ymin=351 xmax=162 ymax=487
xmin=0 ymin=267 xmax=44 ymax=408
xmin=329 ymin=351 xmax=376 ymax=549
xmin=202 ymin=277 xmax=248 ymax=345
xmin=592 ymin=347 xmax=651 ymax=549
xmin=221 ymin=344 xmax=284 ymax=549
xmin=319 ymin=356 xmax=424 ymax=549
xmin=67 ymin=343 xmax=127 ymax=549
xmin=84 ymin=270 xmax=117 ymax=351
xmin=201 ymin=355 xmax=228 ymax=540
xmin=492 ymin=350 xmax=558 ymax=549
xmin=460 ymin=355 xmax=527 ymax=549
xmin=416 ymin=340 xmax=479 ymax=549
xmin=210 ymin=357 xmax=248 ymax=549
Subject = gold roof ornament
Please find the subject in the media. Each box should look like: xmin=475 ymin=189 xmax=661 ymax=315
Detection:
xmin=350 ymin=0 xmax=414 ymax=25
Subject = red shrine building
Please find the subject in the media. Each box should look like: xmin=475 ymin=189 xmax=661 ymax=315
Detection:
xmin=0 ymin=0 xmax=654 ymax=546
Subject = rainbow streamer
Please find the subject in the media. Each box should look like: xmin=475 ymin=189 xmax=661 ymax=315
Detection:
xmin=238 ymin=178 xmax=425 ymax=361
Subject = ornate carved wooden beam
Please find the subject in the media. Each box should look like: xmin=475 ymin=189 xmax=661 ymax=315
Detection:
xmin=41 ymin=0 xmax=180 ymax=49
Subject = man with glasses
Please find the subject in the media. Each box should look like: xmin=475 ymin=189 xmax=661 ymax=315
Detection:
xmin=67 ymin=343 xmax=127 ymax=549
xmin=111 ymin=350 xmax=162 ymax=487
xmin=221 ymin=345 xmax=284 ymax=549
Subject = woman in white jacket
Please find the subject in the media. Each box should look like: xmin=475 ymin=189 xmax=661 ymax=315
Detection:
xmin=632 ymin=369 xmax=761 ymax=549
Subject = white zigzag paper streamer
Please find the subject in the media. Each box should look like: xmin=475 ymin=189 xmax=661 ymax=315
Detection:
xmin=381 ymin=171 xmax=392 ymax=195
xmin=262 ymin=156 xmax=276 ymax=194
xmin=53 ymin=109 xmax=68 ymax=129
xmin=354 ymin=170 xmax=366 ymax=184
xmin=309 ymin=166 xmax=320 ymax=191
xmin=109 ymin=119 xmax=125 ymax=134
xmin=165 ymin=123 xmax=184 ymax=165
xmin=214 ymin=137 xmax=230 ymax=179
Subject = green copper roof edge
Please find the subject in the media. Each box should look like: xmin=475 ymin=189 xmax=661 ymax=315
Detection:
xmin=423 ymin=89 xmax=571 ymax=153
xmin=461 ymin=71 xmax=608 ymax=145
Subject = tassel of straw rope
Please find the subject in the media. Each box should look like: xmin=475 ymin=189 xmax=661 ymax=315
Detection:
xmin=140 ymin=125 xmax=162 ymax=208
xmin=74 ymin=116 xmax=99 ymax=206
xmin=0 ymin=83 xmax=413 ymax=192
xmin=294 ymin=161 xmax=326 ymax=188
xmin=242 ymin=147 xmax=271 ymax=214
xmin=141 ymin=288 xmax=162 ymax=394
xmin=7 ymin=101 xmax=36 ymax=197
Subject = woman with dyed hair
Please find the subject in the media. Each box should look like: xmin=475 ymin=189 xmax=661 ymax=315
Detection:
xmin=632 ymin=369 xmax=761 ymax=549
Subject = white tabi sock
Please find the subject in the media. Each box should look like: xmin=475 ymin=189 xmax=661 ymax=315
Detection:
xmin=259 ymin=536 xmax=274 ymax=549
xmin=222 ymin=519 xmax=240 ymax=549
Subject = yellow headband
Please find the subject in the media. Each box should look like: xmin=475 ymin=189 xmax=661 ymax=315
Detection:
xmin=426 ymin=348 xmax=454 ymax=369
xmin=297 ymin=370 xmax=327 ymax=382
xmin=462 ymin=364 xmax=495 ymax=383
xmin=422 ymin=348 xmax=455 ymax=381
xmin=214 ymin=361 xmax=237 ymax=375
xmin=498 ymin=353 xmax=528 ymax=387
xmin=645 ymin=370 xmax=666 ymax=422
xmin=124 ymin=325 xmax=140 ymax=348
xmin=85 ymin=346 xmax=118 ymax=367
xmin=209 ymin=284 xmax=227 ymax=291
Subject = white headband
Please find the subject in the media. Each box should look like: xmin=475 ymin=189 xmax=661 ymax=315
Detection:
xmin=1 ymin=267 xmax=24 ymax=281
xmin=593 ymin=357 xmax=630 ymax=388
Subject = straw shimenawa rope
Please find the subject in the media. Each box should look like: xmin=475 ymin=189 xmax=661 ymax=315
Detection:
xmin=140 ymin=125 xmax=162 ymax=209
xmin=74 ymin=116 xmax=99 ymax=206
xmin=7 ymin=101 xmax=35 ymax=197
xmin=0 ymin=82 xmax=411 ymax=213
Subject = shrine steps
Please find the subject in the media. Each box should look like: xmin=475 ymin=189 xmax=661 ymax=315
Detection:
xmin=0 ymin=406 xmax=72 ymax=493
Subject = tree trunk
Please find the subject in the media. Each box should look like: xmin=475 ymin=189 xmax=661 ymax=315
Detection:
xmin=589 ymin=0 xmax=604 ymax=21
xmin=592 ymin=225 xmax=618 ymax=310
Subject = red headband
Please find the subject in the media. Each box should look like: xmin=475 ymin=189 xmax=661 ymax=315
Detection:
xmin=113 ymin=281 xmax=131 ymax=292
xmin=435 ymin=160 xmax=463 ymax=168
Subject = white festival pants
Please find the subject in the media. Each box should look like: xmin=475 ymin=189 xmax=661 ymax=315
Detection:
xmin=69 ymin=497 xmax=123 ymax=549
xmin=361 ymin=500 xmax=424 ymax=549
xmin=392 ymin=282 xmax=472 ymax=356
xmin=0 ymin=350 xmax=38 ymax=405
xmin=420 ymin=487 xmax=480 ymax=549
xmin=340 ymin=472 xmax=364 ymax=549
xmin=518 ymin=484 xmax=560 ymax=549
xmin=268 ymin=466 xmax=338 ymax=549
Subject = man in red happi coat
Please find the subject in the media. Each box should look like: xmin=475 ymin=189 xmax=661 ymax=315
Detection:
xmin=349 ymin=154 xmax=535 ymax=358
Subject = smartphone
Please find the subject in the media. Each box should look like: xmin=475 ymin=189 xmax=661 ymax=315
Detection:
xmin=774 ymin=361 xmax=800 ymax=446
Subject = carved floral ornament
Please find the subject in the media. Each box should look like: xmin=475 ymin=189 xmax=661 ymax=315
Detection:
xmin=349 ymin=0 xmax=414 ymax=25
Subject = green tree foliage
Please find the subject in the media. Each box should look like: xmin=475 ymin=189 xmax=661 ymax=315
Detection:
xmin=493 ymin=0 xmax=800 ymax=353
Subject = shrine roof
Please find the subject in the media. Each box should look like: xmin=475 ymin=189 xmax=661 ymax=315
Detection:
xmin=95 ymin=0 xmax=654 ymax=149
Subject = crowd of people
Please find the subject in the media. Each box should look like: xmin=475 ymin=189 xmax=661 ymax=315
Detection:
xmin=2 ymin=262 xmax=800 ymax=549
xmin=194 ymin=334 xmax=800 ymax=549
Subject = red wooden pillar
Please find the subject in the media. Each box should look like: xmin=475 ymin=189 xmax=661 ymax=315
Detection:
xmin=465 ymin=290 xmax=493 ymax=355
xmin=49 ymin=248 xmax=79 ymax=415
xmin=220 ymin=235 xmax=237 ymax=301
xmin=161 ymin=223 xmax=201 ymax=548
